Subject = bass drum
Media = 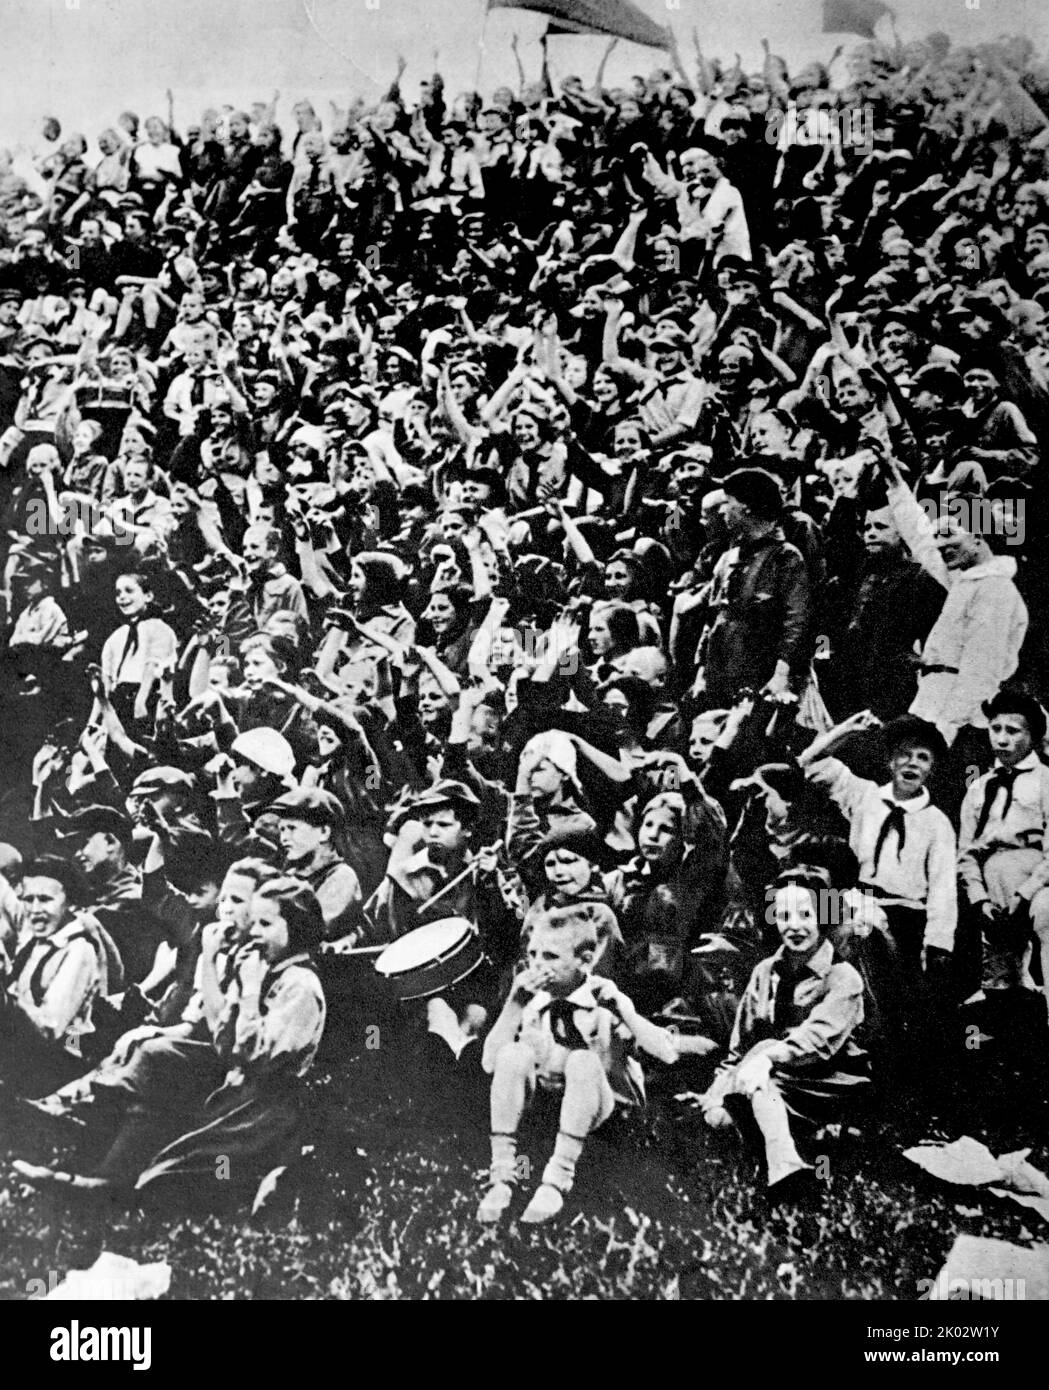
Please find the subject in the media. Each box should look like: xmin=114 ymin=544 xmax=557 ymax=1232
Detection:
xmin=375 ymin=917 xmax=485 ymax=1002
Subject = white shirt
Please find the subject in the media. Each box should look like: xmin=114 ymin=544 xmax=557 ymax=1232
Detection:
xmin=10 ymin=595 xmax=69 ymax=648
xmin=888 ymin=481 xmax=1028 ymax=744
xmin=100 ymin=615 xmax=177 ymax=690
xmin=644 ymin=162 xmax=752 ymax=263
xmin=9 ymin=918 xmax=102 ymax=1055
xmin=809 ymin=756 xmax=958 ymax=951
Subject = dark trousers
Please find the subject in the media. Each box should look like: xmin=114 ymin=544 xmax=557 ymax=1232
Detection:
xmin=877 ymin=903 xmax=955 ymax=1094
xmin=931 ymin=724 xmax=993 ymax=822
xmin=0 ymin=995 xmax=87 ymax=1098
xmin=92 ymin=1036 xmax=225 ymax=1184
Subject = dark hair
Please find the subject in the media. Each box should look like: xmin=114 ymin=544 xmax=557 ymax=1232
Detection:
xmin=164 ymin=835 xmax=237 ymax=895
xmin=602 ymin=674 xmax=656 ymax=738
xmin=982 ymin=687 xmax=1047 ymax=745
xmin=786 ymin=834 xmax=860 ymax=889
xmin=17 ymin=855 xmax=89 ymax=908
xmin=253 ymin=877 xmax=326 ymax=956
xmin=513 ymin=410 xmax=558 ymax=446
xmin=883 ymin=715 xmax=948 ymax=765
xmin=353 ymin=554 xmax=405 ymax=611
xmin=594 ymin=601 xmax=641 ymax=657
xmin=115 ymin=568 xmax=156 ymax=596
xmin=240 ymin=631 xmax=299 ymax=678
xmin=227 ymin=857 xmax=281 ymax=887
xmin=772 ymin=866 xmax=839 ymax=932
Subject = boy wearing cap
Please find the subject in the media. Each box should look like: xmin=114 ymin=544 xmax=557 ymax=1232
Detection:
xmin=958 ymin=689 xmax=1049 ymax=1008
xmin=800 ymin=711 xmax=957 ymax=981
xmin=601 ymin=301 xmax=707 ymax=450
xmin=697 ymin=467 xmax=811 ymax=707
xmin=830 ymin=500 xmax=945 ymax=721
xmin=643 ymin=146 xmax=751 ymax=264
xmin=271 ymin=787 xmax=362 ymax=942
xmin=363 ymin=779 xmax=509 ymax=948
xmin=206 ymin=726 xmax=297 ymax=863
xmin=60 ymin=805 xmax=165 ymax=987
xmin=363 ymin=779 xmax=514 ymax=1064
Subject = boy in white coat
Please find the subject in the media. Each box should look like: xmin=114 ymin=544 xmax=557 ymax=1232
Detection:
xmin=879 ymin=455 xmax=1027 ymax=750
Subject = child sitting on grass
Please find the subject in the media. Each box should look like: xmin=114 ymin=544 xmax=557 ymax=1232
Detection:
xmin=478 ymin=902 xmax=714 ymax=1224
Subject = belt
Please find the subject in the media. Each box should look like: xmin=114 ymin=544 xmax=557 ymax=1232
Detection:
xmin=918 ymin=664 xmax=959 ymax=676
xmin=858 ymin=882 xmax=923 ymax=909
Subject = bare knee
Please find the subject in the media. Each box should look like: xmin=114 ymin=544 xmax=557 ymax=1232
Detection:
xmin=494 ymin=1042 xmax=536 ymax=1078
xmin=1029 ymin=890 xmax=1049 ymax=939
xmin=563 ymin=1050 xmax=604 ymax=1086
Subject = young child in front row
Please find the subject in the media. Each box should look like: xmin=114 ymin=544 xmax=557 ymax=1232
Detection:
xmin=478 ymin=902 xmax=714 ymax=1224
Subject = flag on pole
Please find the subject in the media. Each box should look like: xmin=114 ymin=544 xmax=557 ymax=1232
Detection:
xmin=822 ymin=0 xmax=893 ymax=40
xmin=488 ymin=0 xmax=671 ymax=50
xmin=983 ymin=49 xmax=1049 ymax=137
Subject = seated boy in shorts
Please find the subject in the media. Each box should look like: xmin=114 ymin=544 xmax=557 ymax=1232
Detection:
xmin=478 ymin=902 xmax=714 ymax=1223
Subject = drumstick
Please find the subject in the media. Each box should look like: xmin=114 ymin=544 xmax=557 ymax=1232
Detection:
xmin=415 ymin=841 xmax=503 ymax=915
xmin=416 ymin=861 xmax=477 ymax=914
xmin=319 ymin=943 xmax=386 ymax=956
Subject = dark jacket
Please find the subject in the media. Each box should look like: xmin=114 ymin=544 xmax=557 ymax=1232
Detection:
xmin=701 ymin=528 xmax=811 ymax=705
xmin=835 ymin=551 xmax=944 ymax=719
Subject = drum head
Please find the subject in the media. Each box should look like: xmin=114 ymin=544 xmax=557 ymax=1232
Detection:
xmin=375 ymin=916 xmax=475 ymax=978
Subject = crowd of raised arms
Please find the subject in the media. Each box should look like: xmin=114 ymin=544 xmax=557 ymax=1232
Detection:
xmin=1 ymin=25 xmax=1049 ymax=1222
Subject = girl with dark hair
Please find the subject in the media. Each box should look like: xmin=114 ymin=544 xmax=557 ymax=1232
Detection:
xmin=223 ymin=632 xmax=320 ymax=768
xmin=18 ymin=877 xmax=326 ymax=1204
xmin=606 ymin=788 xmax=729 ymax=1013
xmin=333 ymin=551 xmax=415 ymax=663
xmin=696 ymin=864 xmax=869 ymax=1199
xmin=506 ymin=409 xmax=568 ymax=511
xmin=420 ymin=583 xmax=485 ymax=677
xmin=95 ymin=569 xmax=177 ymax=739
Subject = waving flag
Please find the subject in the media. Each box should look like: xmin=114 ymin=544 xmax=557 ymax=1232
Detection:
xmin=488 ymin=0 xmax=671 ymax=50
xmin=822 ymin=0 xmax=893 ymax=39
xmin=984 ymin=49 xmax=1049 ymax=136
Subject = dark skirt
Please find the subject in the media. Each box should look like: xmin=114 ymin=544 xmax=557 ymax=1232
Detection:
xmin=134 ymin=1072 xmax=305 ymax=1199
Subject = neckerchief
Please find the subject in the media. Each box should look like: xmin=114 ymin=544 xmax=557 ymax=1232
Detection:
xmin=974 ymin=765 xmax=1023 ymax=840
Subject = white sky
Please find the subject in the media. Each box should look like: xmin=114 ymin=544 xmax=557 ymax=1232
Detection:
xmin=2 ymin=0 xmax=1047 ymax=150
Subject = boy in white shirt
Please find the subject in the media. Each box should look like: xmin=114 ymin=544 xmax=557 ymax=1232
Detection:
xmin=800 ymin=711 xmax=957 ymax=983
xmin=478 ymin=902 xmax=713 ymax=1224
xmin=958 ymin=688 xmax=1049 ymax=1006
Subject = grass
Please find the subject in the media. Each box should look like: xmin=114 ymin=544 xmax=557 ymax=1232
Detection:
xmin=1 ymin=1003 xmax=1047 ymax=1301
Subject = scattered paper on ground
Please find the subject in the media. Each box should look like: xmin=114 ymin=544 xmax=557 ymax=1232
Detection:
xmin=903 ymin=1137 xmax=1049 ymax=1221
xmin=45 ymin=1251 xmax=171 ymax=1300
xmin=927 ymin=1235 xmax=1049 ymax=1300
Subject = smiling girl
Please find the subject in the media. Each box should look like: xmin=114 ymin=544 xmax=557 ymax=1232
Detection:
xmin=96 ymin=569 xmax=177 ymax=737
xmin=697 ymin=866 xmax=869 ymax=1199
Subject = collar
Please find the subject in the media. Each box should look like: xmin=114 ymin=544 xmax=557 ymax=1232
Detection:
xmin=96 ymin=863 xmax=142 ymax=904
xmin=993 ymin=753 xmax=1039 ymax=773
xmin=771 ymin=937 xmax=834 ymax=980
xmin=737 ymin=527 xmax=783 ymax=558
xmin=23 ymin=916 xmax=87 ymax=952
xmin=536 ymin=979 xmax=600 ymax=1011
xmin=299 ymin=844 xmax=341 ymax=878
xmin=953 ymin=555 xmax=1017 ymax=582
xmin=877 ymin=783 xmax=931 ymax=812
xmin=264 ymin=951 xmax=311 ymax=984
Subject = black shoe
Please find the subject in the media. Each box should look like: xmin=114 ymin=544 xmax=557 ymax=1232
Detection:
xmin=19 ymin=1096 xmax=87 ymax=1132
xmin=767 ymin=1166 xmax=818 ymax=1207
xmin=418 ymin=1030 xmax=457 ymax=1082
